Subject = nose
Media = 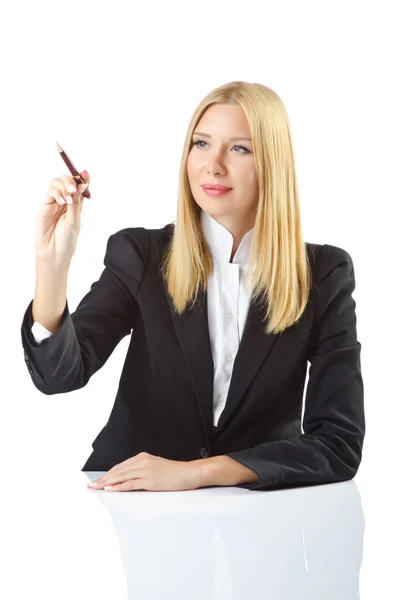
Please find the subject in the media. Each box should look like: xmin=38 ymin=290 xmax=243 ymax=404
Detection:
xmin=205 ymin=156 xmax=226 ymax=176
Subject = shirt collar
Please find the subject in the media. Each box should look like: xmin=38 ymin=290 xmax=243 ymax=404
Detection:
xmin=200 ymin=209 xmax=254 ymax=264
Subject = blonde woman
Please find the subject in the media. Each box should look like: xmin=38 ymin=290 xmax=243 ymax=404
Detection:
xmin=21 ymin=81 xmax=365 ymax=492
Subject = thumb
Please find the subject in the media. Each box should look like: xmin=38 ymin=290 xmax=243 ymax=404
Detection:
xmin=78 ymin=170 xmax=90 ymax=185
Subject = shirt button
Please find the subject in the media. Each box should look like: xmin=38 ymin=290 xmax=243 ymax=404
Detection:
xmin=226 ymin=313 xmax=233 ymax=321
xmin=226 ymin=353 xmax=233 ymax=362
xmin=198 ymin=448 xmax=209 ymax=458
xmin=218 ymin=395 xmax=224 ymax=402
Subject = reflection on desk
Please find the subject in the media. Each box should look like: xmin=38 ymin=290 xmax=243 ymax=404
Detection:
xmin=83 ymin=475 xmax=363 ymax=599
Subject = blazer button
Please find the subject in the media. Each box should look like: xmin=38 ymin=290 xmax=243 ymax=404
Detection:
xmin=198 ymin=448 xmax=209 ymax=458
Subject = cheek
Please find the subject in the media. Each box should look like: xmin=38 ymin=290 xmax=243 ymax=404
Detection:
xmin=187 ymin=155 xmax=200 ymax=179
xmin=239 ymin=166 xmax=258 ymax=189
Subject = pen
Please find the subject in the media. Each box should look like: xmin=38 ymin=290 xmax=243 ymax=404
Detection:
xmin=56 ymin=142 xmax=91 ymax=199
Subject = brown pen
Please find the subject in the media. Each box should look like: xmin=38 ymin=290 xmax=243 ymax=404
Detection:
xmin=56 ymin=142 xmax=91 ymax=199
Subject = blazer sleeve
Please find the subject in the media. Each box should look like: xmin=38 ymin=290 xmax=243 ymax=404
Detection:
xmin=225 ymin=244 xmax=365 ymax=491
xmin=21 ymin=228 xmax=147 ymax=395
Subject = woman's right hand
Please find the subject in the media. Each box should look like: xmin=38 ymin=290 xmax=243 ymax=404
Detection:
xmin=35 ymin=171 xmax=90 ymax=264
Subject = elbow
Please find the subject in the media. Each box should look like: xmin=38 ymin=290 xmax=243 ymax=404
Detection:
xmin=28 ymin=363 xmax=89 ymax=395
xmin=320 ymin=429 xmax=365 ymax=482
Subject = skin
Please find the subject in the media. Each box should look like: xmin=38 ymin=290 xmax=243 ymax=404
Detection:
xmin=87 ymin=452 xmax=259 ymax=491
xmin=187 ymin=103 xmax=259 ymax=262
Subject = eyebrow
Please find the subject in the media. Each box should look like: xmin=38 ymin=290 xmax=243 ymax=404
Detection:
xmin=192 ymin=131 xmax=252 ymax=142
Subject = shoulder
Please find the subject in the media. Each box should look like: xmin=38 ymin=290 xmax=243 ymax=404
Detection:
xmin=102 ymin=222 xmax=174 ymax=284
xmin=105 ymin=222 xmax=174 ymax=259
xmin=306 ymin=241 xmax=355 ymax=286
xmin=305 ymin=243 xmax=357 ymax=326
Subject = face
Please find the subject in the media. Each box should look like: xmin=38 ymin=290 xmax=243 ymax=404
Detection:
xmin=187 ymin=103 xmax=259 ymax=232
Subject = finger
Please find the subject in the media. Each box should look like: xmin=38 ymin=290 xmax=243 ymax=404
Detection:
xmin=89 ymin=465 xmax=142 ymax=489
xmin=87 ymin=454 xmax=149 ymax=487
xmin=105 ymin=480 xmax=141 ymax=492
xmin=95 ymin=461 xmax=128 ymax=482
xmin=103 ymin=455 xmax=143 ymax=478
xmin=47 ymin=177 xmax=75 ymax=205
xmin=74 ymin=170 xmax=90 ymax=185
xmin=87 ymin=471 xmax=126 ymax=488
xmin=44 ymin=172 xmax=88 ymax=209
xmin=74 ymin=182 xmax=89 ymax=200
xmin=45 ymin=187 xmax=68 ymax=206
xmin=55 ymin=174 xmax=88 ymax=204
xmin=62 ymin=182 xmax=88 ymax=205
xmin=88 ymin=478 xmax=124 ymax=490
xmin=60 ymin=174 xmax=79 ymax=194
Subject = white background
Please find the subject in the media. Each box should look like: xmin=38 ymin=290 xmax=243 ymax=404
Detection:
xmin=1 ymin=0 xmax=396 ymax=598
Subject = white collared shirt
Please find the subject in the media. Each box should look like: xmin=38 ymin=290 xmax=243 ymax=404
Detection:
xmin=200 ymin=210 xmax=254 ymax=425
xmin=31 ymin=211 xmax=255 ymax=426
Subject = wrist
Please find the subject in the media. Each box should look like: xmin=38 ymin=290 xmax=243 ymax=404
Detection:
xmin=193 ymin=455 xmax=260 ymax=487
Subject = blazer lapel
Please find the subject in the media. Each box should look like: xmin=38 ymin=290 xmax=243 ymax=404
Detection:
xmin=156 ymin=226 xmax=314 ymax=444
xmin=216 ymin=295 xmax=278 ymax=431
xmin=164 ymin=276 xmax=278 ymax=441
xmin=157 ymin=225 xmax=279 ymax=442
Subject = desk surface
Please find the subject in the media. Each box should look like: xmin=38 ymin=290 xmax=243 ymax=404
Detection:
xmin=3 ymin=470 xmax=365 ymax=599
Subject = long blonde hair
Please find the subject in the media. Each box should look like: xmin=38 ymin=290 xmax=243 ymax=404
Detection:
xmin=160 ymin=81 xmax=312 ymax=335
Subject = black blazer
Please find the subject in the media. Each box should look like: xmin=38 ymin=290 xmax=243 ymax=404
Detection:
xmin=21 ymin=223 xmax=365 ymax=491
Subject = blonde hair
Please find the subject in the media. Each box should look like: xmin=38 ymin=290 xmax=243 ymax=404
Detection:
xmin=160 ymin=81 xmax=313 ymax=335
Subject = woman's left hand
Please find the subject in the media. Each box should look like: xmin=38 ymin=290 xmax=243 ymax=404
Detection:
xmin=87 ymin=452 xmax=203 ymax=492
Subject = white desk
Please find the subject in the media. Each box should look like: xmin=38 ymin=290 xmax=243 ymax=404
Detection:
xmin=2 ymin=469 xmax=364 ymax=599
xmin=80 ymin=474 xmax=363 ymax=598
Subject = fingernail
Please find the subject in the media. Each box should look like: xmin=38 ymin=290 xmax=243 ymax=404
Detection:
xmin=81 ymin=183 xmax=88 ymax=191
xmin=89 ymin=482 xmax=97 ymax=487
xmin=68 ymin=184 xmax=76 ymax=192
xmin=104 ymin=486 xmax=113 ymax=490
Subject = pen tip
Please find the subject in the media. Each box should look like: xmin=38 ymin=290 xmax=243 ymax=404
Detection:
xmin=56 ymin=142 xmax=63 ymax=153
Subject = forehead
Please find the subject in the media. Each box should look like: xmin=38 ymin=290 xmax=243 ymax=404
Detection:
xmin=194 ymin=103 xmax=250 ymax=136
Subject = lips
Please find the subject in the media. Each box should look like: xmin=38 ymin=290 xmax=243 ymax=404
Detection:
xmin=201 ymin=184 xmax=233 ymax=191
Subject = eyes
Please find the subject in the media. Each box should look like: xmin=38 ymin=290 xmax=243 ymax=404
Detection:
xmin=192 ymin=140 xmax=250 ymax=154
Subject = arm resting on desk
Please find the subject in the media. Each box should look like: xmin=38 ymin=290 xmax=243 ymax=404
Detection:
xmin=198 ymin=455 xmax=260 ymax=487
xmin=201 ymin=248 xmax=365 ymax=492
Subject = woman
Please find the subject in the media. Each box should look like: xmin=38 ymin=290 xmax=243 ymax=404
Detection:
xmin=21 ymin=81 xmax=365 ymax=492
